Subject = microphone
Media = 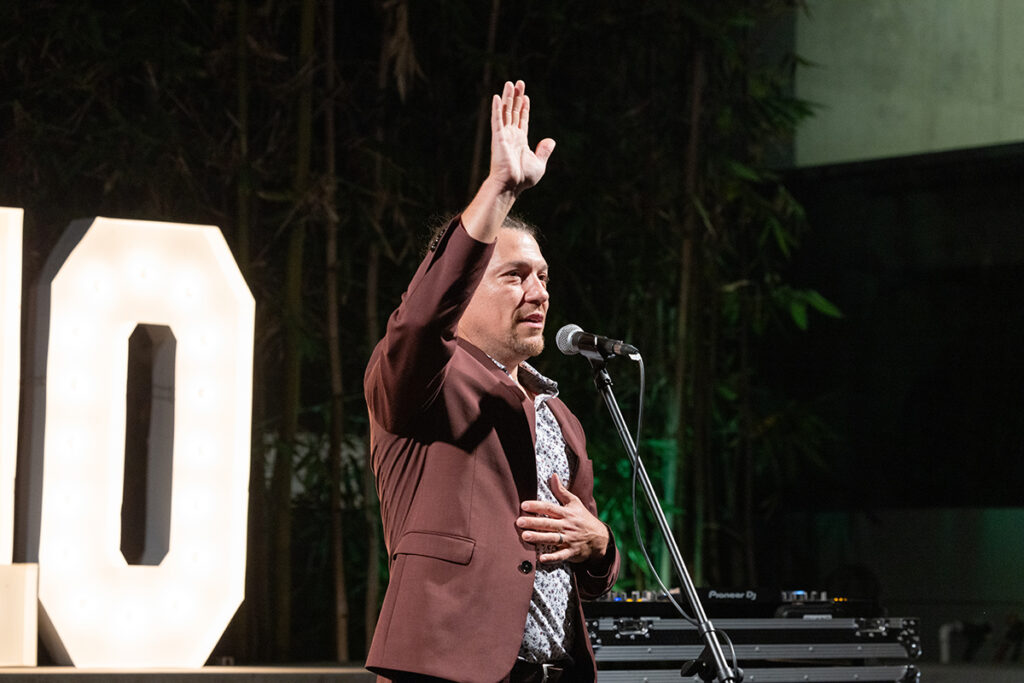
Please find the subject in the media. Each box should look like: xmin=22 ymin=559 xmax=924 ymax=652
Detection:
xmin=556 ymin=324 xmax=639 ymax=359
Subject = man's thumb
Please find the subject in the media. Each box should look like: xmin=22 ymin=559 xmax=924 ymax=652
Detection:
xmin=535 ymin=138 xmax=556 ymax=162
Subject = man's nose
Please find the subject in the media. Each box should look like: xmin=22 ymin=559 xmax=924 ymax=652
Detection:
xmin=525 ymin=274 xmax=549 ymax=303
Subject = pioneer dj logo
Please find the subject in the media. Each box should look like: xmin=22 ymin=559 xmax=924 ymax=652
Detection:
xmin=707 ymin=590 xmax=758 ymax=600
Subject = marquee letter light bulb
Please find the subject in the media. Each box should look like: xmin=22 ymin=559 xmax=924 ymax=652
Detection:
xmin=0 ymin=208 xmax=22 ymax=565
xmin=28 ymin=217 xmax=254 ymax=667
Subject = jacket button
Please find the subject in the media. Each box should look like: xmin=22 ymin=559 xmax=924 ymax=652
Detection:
xmin=518 ymin=560 xmax=533 ymax=574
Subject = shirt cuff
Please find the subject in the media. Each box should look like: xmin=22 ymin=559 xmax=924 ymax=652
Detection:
xmin=585 ymin=523 xmax=617 ymax=579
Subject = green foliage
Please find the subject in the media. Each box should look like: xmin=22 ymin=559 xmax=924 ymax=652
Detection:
xmin=774 ymin=284 xmax=844 ymax=331
xmin=592 ymin=435 xmax=682 ymax=591
xmin=639 ymin=0 xmax=844 ymax=587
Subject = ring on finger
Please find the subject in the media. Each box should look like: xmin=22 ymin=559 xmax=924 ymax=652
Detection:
xmin=557 ymin=532 xmax=564 ymax=545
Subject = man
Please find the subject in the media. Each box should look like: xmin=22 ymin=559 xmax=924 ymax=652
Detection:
xmin=364 ymin=80 xmax=619 ymax=683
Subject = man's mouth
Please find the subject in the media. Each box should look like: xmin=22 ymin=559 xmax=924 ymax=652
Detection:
xmin=519 ymin=313 xmax=545 ymax=328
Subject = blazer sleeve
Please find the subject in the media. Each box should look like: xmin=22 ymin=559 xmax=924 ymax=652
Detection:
xmin=364 ymin=217 xmax=494 ymax=433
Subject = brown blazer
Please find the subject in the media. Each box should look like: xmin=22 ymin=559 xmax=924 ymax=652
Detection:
xmin=364 ymin=219 xmax=619 ymax=682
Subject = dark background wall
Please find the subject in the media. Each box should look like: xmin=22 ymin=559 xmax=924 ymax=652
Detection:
xmin=770 ymin=143 xmax=1024 ymax=510
xmin=753 ymin=144 xmax=1024 ymax=663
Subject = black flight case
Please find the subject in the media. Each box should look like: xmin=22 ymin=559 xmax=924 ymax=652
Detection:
xmin=583 ymin=593 xmax=921 ymax=683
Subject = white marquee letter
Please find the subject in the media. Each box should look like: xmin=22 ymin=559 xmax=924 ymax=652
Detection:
xmin=0 ymin=208 xmax=22 ymax=565
xmin=26 ymin=217 xmax=254 ymax=667
xmin=0 ymin=208 xmax=36 ymax=668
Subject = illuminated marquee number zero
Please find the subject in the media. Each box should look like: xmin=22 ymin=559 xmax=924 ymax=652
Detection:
xmin=18 ymin=216 xmax=255 ymax=667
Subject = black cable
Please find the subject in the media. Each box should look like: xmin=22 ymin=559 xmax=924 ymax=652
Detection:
xmin=627 ymin=354 xmax=743 ymax=677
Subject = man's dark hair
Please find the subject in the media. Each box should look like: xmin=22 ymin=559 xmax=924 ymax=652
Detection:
xmin=498 ymin=214 xmax=538 ymax=238
xmin=423 ymin=213 xmax=539 ymax=257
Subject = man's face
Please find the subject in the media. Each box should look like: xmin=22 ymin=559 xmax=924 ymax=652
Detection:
xmin=458 ymin=228 xmax=550 ymax=368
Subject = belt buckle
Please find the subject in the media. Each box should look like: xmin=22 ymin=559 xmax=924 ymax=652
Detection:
xmin=540 ymin=662 xmax=562 ymax=683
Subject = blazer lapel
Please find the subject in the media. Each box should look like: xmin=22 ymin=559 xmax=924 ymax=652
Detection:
xmin=457 ymin=339 xmax=538 ymax=502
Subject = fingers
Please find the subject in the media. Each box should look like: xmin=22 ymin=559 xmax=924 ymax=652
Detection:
xmin=516 ymin=512 xmax=562 ymax=532
xmin=515 ymin=515 xmax=568 ymax=552
xmin=519 ymin=529 xmax=564 ymax=544
xmin=500 ymin=81 xmax=514 ymax=126
xmin=517 ymin=514 xmax=597 ymax=565
xmin=496 ymin=80 xmax=528 ymax=129
xmin=539 ymin=548 xmax=573 ymax=564
xmin=511 ymin=81 xmax=524 ymax=126
xmin=520 ymin=499 xmax=561 ymax=518
xmin=490 ymin=93 xmax=502 ymax=133
xmin=518 ymin=475 xmax=597 ymax=563
xmin=491 ymin=82 xmax=513 ymax=134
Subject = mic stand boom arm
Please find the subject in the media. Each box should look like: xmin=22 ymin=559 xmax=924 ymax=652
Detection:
xmin=587 ymin=355 xmax=741 ymax=682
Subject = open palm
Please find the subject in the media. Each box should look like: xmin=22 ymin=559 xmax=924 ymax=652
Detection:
xmin=490 ymin=80 xmax=555 ymax=194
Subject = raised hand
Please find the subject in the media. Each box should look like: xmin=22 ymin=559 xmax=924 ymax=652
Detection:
xmin=489 ymin=80 xmax=556 ymax=195
xmin=461 ymin=80 xmax=555 ymax=242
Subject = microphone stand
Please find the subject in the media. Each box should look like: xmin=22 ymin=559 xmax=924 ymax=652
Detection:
xmin=586 ymin=353 xmax=741 ymax=682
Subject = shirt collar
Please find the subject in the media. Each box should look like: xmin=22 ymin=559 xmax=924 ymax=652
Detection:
xmin=488 ymin=357 xmax=559 ymax=398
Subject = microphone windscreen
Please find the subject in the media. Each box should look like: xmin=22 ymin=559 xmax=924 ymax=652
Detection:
xmin=556 ymin=323 xmax=582 ymax=355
